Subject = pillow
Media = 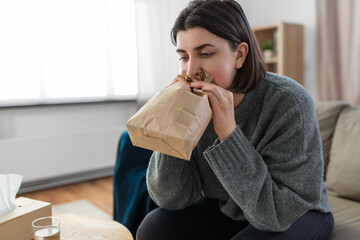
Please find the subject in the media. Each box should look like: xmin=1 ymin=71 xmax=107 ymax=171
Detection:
xmin=326 ymin=106 xmax=360 ymax=201
xmin=315 ymin=102 xmax=348 ymax=178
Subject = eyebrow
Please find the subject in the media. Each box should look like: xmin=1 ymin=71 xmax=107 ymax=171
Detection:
xmin=176 ymin=43 xmax=215 ymax=53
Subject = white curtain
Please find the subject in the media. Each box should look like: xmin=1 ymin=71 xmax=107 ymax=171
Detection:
xmin=317 ymin=0 xmax=360 ymax=105
xmin=135 ymin=0 xmax=190 ymax=103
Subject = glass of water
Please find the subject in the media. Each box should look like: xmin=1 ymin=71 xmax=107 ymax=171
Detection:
xmin=32 ymin=216 xmax=60 ymax=240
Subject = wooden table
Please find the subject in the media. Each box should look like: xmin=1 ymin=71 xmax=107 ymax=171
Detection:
xmin=55 ymin=214 xmax=133 ymax=240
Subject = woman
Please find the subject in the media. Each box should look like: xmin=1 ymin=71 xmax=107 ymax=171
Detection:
xmin=137 ymin=0 xmax=334 ymax=239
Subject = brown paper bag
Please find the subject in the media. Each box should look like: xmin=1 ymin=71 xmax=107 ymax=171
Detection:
xmin=126 ymin=81 xmax=212 ymax=160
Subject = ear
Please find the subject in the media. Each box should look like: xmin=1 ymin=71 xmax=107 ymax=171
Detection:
xmin=235 ymin=42 xmax=248 ymax=69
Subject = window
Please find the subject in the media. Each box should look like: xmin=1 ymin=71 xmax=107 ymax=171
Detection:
xmin=0 ymin=0 xmax=138 ymax=106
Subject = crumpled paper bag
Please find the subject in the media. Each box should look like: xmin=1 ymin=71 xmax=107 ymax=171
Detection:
xmin=126 ymin=75 xmax=212 ymax=160
xmin=0 ymin=174 xmax=23 ymax=216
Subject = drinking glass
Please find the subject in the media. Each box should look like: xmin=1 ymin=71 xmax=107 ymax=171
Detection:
xmin=32 ymin=216 xmax=60 ymax=240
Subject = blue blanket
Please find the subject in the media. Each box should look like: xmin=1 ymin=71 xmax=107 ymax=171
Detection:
xmin=113 ymin=131 xmax=157 ymax=237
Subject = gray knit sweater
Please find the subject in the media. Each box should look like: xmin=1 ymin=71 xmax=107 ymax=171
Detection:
xmin=146 ymin=72 xmax=332 ymax=232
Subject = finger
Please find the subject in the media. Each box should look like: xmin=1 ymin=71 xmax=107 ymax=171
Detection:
xmin=195 ymin=87 xmax=222 ymax=112
xmin=201 ymin=84 xmax=226 ymax=104
xmin=165 ymin=75 xmax=189 ymax=88
xmin=203 ymin=85 xmax=235 ymax=113
xmin=203 ymin=90 xmax=220 ymax=109
xmin=190 ymin=79 xmax=212 ymax=89
xmin=174 ymin=75 xmax=191 ymax=85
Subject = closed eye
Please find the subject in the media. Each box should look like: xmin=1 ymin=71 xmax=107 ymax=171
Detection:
xmin=179 ymin=56 xmax=189 ymax=61
xmin=200 ymin=52 xmax=214 ymax=57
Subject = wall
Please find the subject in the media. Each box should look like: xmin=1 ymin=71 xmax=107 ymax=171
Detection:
xmin=0 ymin=101 xmax=137 ymax=192
xmin=238 ymin=0 xmax=318 ymax=100
xmin=0 ymin=102 xmax=136 ymax=139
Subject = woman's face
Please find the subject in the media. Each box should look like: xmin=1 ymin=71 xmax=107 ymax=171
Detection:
xmin=176 ymin=27 xmax=239 ymax=89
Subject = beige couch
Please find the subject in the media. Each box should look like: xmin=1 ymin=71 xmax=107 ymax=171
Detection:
xmin=315 ymin=101 xmax=360 ymax=239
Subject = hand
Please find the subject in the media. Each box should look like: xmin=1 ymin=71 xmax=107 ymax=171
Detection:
xmin=190 ymin=80 xmax=236 ymax=141
xmin=165 ymin=74 xmax=191 ymax=92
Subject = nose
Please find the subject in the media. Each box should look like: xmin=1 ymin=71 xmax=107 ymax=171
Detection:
xmin=186 ymin=57 xmax=201 ymax=78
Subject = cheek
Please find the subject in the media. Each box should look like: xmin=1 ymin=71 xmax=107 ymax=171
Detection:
xmin=206 ymin=52 xmax=237 ymax=88
xmin=209 ymin=64 xmax=236 ymax=89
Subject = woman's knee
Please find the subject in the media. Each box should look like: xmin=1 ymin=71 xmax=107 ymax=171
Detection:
xmin=136 ymin=208 xmax=160 ymax=240
xmin=136 ymin=208 xmax=178 ymax=240
xmin=285 ymin=211 xmax=334 ymax=240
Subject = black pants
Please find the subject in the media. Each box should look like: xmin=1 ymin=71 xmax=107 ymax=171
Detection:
xmin=136 ymin=198 xmax=333 ymax=240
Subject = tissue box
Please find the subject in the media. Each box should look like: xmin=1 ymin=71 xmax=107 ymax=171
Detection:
xmin=0 ymin=197 xmax=51 ymax=240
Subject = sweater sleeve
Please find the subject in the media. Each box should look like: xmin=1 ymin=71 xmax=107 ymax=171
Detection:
xmin=203 ymin=94 xmax=324 ymax=232
xmin=146 ymin=151 xmax=202 ymax=210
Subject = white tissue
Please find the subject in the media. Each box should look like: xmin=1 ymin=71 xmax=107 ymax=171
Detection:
xmin=0 ymin=174 xmax=23 ymax=216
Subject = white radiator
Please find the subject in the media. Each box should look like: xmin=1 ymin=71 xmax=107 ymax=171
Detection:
xmin=0 ymin=127 xmax=124 ymax=193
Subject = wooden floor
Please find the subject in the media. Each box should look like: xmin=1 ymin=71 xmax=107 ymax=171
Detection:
xmin=17 ymin=176 xmax=113 ymax=215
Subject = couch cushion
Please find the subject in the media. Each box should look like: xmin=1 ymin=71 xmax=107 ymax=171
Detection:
xmin=326 ymin=105 xmax=360 ymax=201
xmin=315 ymin=102 xmax=348 ymax=177
xmin=327 ymin=194 xmax=360 ymax=239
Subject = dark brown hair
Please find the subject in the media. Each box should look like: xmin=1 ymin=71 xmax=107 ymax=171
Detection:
xmin=171 ymin=0 xmax=266 ymax=93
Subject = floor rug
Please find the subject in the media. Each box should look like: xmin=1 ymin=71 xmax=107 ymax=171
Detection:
xmin=52 ymin=199 xmax=112 ymax=220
